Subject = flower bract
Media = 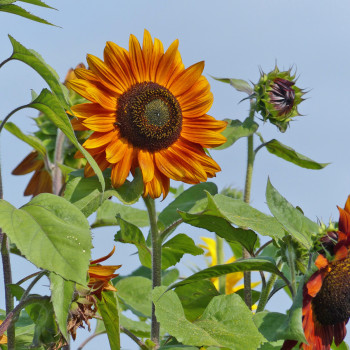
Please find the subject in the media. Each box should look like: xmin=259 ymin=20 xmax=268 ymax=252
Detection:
xmin=67 ymin=30 xmax=227 ymax=199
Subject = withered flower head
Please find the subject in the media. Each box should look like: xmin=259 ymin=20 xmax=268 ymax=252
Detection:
xmin=283 ymin=196 xmax=350 ymax=350
xmin=67 ymin=247 xmax=120 ymax=340
xmin=254 ymin=66 xmax=305 ymax=132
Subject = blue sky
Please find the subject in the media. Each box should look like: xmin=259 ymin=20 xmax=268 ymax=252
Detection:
xmin=1 ymin=1 xmax=350 ymax=348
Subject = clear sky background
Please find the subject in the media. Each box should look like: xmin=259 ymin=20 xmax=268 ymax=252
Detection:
xmin=1 ymin=1 xmax=350 ymax=349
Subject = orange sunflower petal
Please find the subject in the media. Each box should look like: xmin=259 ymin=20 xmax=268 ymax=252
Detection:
xmin=105 ymin=135 xmax=129 ymax=164
xmin=110 ymin=147 xmax=134 ymax=187
xmin=71 ymin=102 xmax=114 ymax=118
xmin=315 ymin=254 xmax=329 ymax=270
xmin=129 ymin=34 xmax=146 ymax=82
xmin=138 ymin=149 xmax=154 ymax=183
xmin=169 ymin=61 xmax=205 ymax=96
xmin=82 ymin=114 xmax=116 ymax=132
xmin=12 ymin=151 xmax=43 ymax=175
xmin=156 ymin=39 xmax=180 ymax=86
xmin=306 ymin=271 xmax=323 ymax=297
xmin=90 ymin=246 xmax=116 ymax=264
xmin=338 ymin=206 xmax=350 ymax=236
xmin=142 ymin=29 xmax=154 ymax=79
xmin=149 ymin=37 xmax=164 ymax=81
xmin=83 ymin=130 xmax=117 ymax=149
xmin=84 ymin=152 xmax=110 ymax=177
xmin=181 ymin=128 xmax=227 ymax=148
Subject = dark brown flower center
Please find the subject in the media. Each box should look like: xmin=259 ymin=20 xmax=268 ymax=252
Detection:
xmin=116 ymin=82 xmax=182 ymax=152
xmin=312 ymin=254 xmax=350 ymax=325
xmin=269 ymin=78 xmax=295 ymax=116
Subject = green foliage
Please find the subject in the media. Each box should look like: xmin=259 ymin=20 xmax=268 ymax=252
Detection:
xmin=0 ymin=194 xmax=92 ymax=284
xmin=211 ymin=76 xmax=254 ymax=95
xmin=64 ymin=168 xmax=143 ymax=217
xmin=264 ymin=139 xmax=329 ymax=169
xmin=116 ymin=276 xmax=152 ymax=318
xmin=214 ymin=117 xmax=259 ymax=150
xmin=0 ymin=3 xmax=55 ymax=26
xmin=92 ymin=200 xmax=149 ymax=228
xmin=97 ymin=291 xmax=120 ymax=350
xmin=49 ymin=272 xmax=75 ymax=340
xmin=4 ymin=122 xmax=46 ymax=156
xmin=266 ymin=179 xmax=319 ymax=248
xmin=167 ymin=257 xmax=285 ymax=290
xmin=158 ymin=182 xmax=218 ymax=237
xmin=204 ymin=193 xmax=285 ymax=240
xmin=153 ymin=287 xmax=265 ymax=349
xmin=175 ymin=280 xmax=219 ymax=321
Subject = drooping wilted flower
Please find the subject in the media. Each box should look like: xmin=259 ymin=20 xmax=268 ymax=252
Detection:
xmin=67 ymin=30 xmax=227 ymax=199
xmin=67 ymin=247 xmax=120 ymax=340
xmin=254 ymin=66 xmax=305 ymax=132
xmin=283 ymin=197 xmax=350 ymax=350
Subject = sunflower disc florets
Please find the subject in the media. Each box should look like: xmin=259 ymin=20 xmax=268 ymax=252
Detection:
xmin=254 ymin=66 xmax=305 ymax=132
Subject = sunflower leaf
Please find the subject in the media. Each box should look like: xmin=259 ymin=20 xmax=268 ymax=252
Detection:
xmin=158 ymin=182 xmax=218 ymax=239
xmin=4 ymin=121 xmax=46 ymax=156
xmin=153 ymin=287 xmax=265 ymax=349
xmin=211 ymin=76 xmax=254 ymax=95
xmin=266 ymin=179 xmax=319 ymax=248
xmin=178 ymin=211 xmax=257 ymax=254
xmin=264 ymin=139 xmax=329 ymax=169
xmin=27 ymin=89 xmax=105 ymax=191
xmin=49 ymin=272 xmax=75 ymax=341
xmin=167 ymin=257 xmax=284 ymax=291
xmin=202 ymin=193 xmax=285 ymax=240
xmin=175 ymin=280 xmax=219 ymax=322
xmin=214 ymin=117 xmax=259 ymax=150
xmin=97 ymin=291 xmax=120 ymax=350
xmin=16 ymin=0 xmax=56 ymax=9
xmin=0 ymin=4 xmax=55 ymax=25
xmin=115 ymin=276 xmax=152 ymax=318
xmin=0 ymin=194 xmax=92 ymax=284
xmin=92 ymin=200 xmax=149 ymax=228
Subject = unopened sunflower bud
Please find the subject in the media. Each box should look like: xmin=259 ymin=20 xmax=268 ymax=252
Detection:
xmin=254 ymin=66 xmax=305 ymax=132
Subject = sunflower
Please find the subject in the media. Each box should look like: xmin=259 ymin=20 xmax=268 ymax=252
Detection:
xmin=283 ymin=197 xmax=350 ymax=350
xmin=67 ymin=30 xmax=227 ymax=199
xmin=199 ymin=237 xmax=260 ymax=295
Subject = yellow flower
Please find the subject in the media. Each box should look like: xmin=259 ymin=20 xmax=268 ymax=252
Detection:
xmin=199 ymin=237 xmax=260 ymax=295
xmin=0 ymin=321 xmax=7 ymax=344
xmin=67 ymin=30 xmax=227 ymax=199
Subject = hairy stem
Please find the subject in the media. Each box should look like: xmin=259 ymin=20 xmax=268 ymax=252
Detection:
xmin=144 ymin=196 xmax=161 ymax=348
xmin=216 ymin=235 xmax=226 ymax=294
xmin=242 ymin=101 xmax=256 ymax=310
xmin=52 ymin=129 xmax=66 ymax=195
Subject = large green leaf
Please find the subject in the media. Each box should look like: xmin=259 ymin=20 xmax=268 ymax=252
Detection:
xmin=203 ymin=193 xmax=285 ymax=240
xmin=64 ymin=168 xmax=143 ymax=217
xmin=0 ymin=4 xmax=54 ymax=25
xmin=179 ymin=211 xmax=257 ymax=254
xmin=266 ymin=179 xmax=319 ymax=248
xmin=92 ymin=200 xmax=149 ymax=228
xmin=264 ymin=139 xmax=329 ymax=170
xmin=116 ymin=276 xmax=152 ymax=318
xmin=153 ymin=287 xmax=265 ymax=349
xmin=158 ymin=182 xmax=218 ymax=237
xmin=161 ymin=234 xmax=204 ymax=269
xmin=4 ymin=121 xmax=46 ymax=156
xmin=168 ymin=257 xmax=284 ymax=290
xmin=175 ymin=280 xmax=219 ymax=321
xmin=8 ymin=37 xmax=66 ymax=106
xmin=214 ymin=117 xmax=259 ymax=150
xmin=28 ymin=89 xmax=105 ymax=190
xmin=0 ymin=194 xmax=92 ymax=284
xmin=49 ymin=272 xmax=75 ymax=340
xmin=97 ymin=291 xmax=120 ymax=350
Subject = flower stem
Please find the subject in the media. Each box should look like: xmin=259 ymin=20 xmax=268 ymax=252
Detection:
xmin=216 ymin=235 xmax=226 ymax=294
xmin=144 ymin=196 xmax=161 ymax=348
xmin=1 ymin=232 xmax=15 ymax=349
xmin=242 ymin=101 xmax=256 ymax=310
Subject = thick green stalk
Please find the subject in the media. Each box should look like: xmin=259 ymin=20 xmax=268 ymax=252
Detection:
xmin=242 ymin=101 xmax=256 ymax=310
xmin=216 ymin=235 xmax=226 ymax=294
xmin=144 ymin=196 xmax=161 ymax=348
